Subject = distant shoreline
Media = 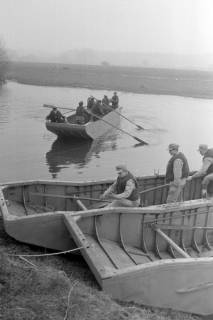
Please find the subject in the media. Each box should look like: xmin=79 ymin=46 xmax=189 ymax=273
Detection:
xmin=7 ymin=61 xmax=213 ymax=99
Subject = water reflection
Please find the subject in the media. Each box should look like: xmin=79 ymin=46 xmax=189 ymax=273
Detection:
xmin=0 ymin=86 xmax=10 ymax=128
xmin=46 ymin=134 xmax=118 ymax=178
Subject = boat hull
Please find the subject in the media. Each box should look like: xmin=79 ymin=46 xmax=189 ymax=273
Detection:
xmin=0 ymin=175 xmax=204 ymax=250
xmin=46 ymin=107 xmax=121 ymax=140
xmin=64 ymin=200 xmax=213 ymax=316
xmin=103 ymin=257 xmax=213 ymax=316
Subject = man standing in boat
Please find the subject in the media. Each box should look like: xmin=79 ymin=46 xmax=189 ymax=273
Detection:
xmin=100 ymin=164 xmax=140 ymax=207
xmin=46 ymin=106 xmax=65 ymax=123
xmin=165 ymin=143 xmax=189 ymax=203
xmin=110 ymin=92 xmax=119 ymax=108
xmin=187 ymin=144 xmax=213 ymax=197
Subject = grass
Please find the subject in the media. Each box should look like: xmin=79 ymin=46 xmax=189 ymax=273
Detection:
xmin=0 ymin=218 xmax=202 ymax=320
xmin=7 ymin=61 xmax=213 ymax=99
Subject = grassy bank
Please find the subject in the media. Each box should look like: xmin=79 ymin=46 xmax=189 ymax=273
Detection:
xmin=0 ymin=219 xmax=201 ymax=320
xmin=7 ymin=61 xmax=213 ymax=99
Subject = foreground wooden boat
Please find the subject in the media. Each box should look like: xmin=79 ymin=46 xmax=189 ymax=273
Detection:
xmin=1 ymin=176 xmax=213 ymax=315
xmin=65 ymin=200 xmax=213 ymax=316
xmin=0 ymin=175 xmax=203 ymax=250
xmin=46 ymin=107 xmax=122 ymax=140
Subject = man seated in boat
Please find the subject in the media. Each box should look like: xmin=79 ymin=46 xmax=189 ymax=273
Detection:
xmin=101 ymin=95 xmax=113 ymax=114
xmin=165 ymin=143 xmax=189 ymax=203
xmin=46 ymin=107 xmax=65 ymax=123
xmin=75 ymin=101 xmax=90 ymax=124
xmin=102 ymin=95 xmax=109 ymax=106
xmin=110 ymin=92 xmax=119 ymax=109
xmin=90 ymin=100 xmax=105 ymax=121
xmin=87 ymin=96 xmax=95 ymax=110
xmin=100 ymin=164 xmax=140 ymax=207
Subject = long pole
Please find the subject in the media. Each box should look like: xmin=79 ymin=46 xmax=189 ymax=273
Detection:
xmin=100 ymin=100 xmax=145 ymax=130
xmin=139 ymin=183 xmax=170 ymax=194
xmin=87 ymin=109 xmax=148 ymax=145
xmin=43 ymin=104 xmax=76 ymax=112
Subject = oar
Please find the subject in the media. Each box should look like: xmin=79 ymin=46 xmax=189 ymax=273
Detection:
xmin=139 ymin=183 xmax=170 ymax=194
xmin=88 ymin=109 xmax=148 ymax=145
xmin=69 ymin=195 xmax=110 ymax=203
xmin=43 ymin=104 xmax=76 ymax=112
xmin=98 ymin=99 xmax=145 ymax=130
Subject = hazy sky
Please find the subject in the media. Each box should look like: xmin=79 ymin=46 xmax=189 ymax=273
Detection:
xmin=0 ymin=0 xmax=213 ymax=55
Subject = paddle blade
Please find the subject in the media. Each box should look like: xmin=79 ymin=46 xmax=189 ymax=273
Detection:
xmin=133 ymin=136 xmax=148 ymax=145
xmin=136 ymin=125 xmax=145 ymax=130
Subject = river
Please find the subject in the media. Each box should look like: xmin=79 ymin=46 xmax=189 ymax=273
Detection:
xmin=0 ymin=81 xmax=212 ymax=183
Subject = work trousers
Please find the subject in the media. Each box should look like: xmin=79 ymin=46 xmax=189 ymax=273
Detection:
xmin=166 ymin=182 xmax=185 ymax=203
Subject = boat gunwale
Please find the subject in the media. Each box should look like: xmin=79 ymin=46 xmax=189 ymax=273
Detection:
xmin=0 ymin=174 xmax=168 ymax=188
xmin=2 ymin=195 xmax=213 ymax=221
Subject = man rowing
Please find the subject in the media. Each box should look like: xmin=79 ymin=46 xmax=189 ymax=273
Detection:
xmin=100 ymin=164 xmax=140 ymax=207
xmin=46 ymin=106 xmax=65 ymax=123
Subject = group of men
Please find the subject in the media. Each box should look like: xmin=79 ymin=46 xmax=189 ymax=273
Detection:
xmin=46 ymin=92 xmax=119 ymax=125
xmin=76 ymin=92 xmax=119 ymax=124
xmin=101 ymin=143 xmax=213 ymax=208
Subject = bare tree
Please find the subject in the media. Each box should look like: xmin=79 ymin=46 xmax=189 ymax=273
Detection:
xmin=0 ymin=40 xmax=9 ymax=85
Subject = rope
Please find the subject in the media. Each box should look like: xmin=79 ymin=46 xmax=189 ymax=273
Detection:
xmin=8 ymin=246 xmax=85 ymax=257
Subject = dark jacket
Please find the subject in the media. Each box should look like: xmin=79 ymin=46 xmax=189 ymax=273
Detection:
xmin=76 ymin=105 xmax=85 ymax=117
xmin=115 ymin=172 xmax=139 ymax=201
xmin=111 ymin=95 xmax=119 ymax=108
xmin=203 ymin=149 xmax=213 ymax=175
xmin=46 ymin=109 xmax=65 ymax=123
xmin=165 ymin=152 xmax=189 ymax=183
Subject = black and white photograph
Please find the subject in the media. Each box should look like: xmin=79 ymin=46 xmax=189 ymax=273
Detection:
xmin=0 ymin=1 xmax=213 ymax=319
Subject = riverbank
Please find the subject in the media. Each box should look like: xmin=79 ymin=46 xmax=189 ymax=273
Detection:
xmin=0 ymin=218 xmax=200 ymax=320
xmin=7 ymin=61 xmax=213 ymax=99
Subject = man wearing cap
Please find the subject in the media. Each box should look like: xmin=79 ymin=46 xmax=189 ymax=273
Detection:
xmin=110 ymin=92 xmax=119 ymax=109
xmin=165 ymin=143 xmax=189 ymax=203
xmin=102 ymin=95 xmax=109 ymax=106
xmin=90 ymin=99 xmax=105 ymax=121
xmin=87 ymin=96 xmax=95 ymax=110
xmin=75 ymin=101 xmax=89 ymax=124
xmin=100 ymin=165 xmax=140 ymax=207
xmin=46 ymin=106 xmax=65 ymax=123
xmin=187 ymin=144 xmax=213 ymax=197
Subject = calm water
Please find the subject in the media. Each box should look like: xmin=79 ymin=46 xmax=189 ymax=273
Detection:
xmin=0 ymin=81 xmax=213 ymax=183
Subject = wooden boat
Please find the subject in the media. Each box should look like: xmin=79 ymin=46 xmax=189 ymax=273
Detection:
xmin=0 ymin=175 xmax=203 ymax=250
xmin=1 ymin=175 xmax=213 ymax=315
xmin=46 ymin=107 xmax=122 ymax=140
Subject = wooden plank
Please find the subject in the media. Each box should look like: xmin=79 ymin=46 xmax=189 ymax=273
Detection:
xmin=76 ymin=199 xmax=88 ymax=211
xmin=63 ymin=215 xmax=117 ymax=284
xmin=154 ymin=228 xmax=190 ymax=258
xmin=154 ymin=224 xmax=213 ymax=231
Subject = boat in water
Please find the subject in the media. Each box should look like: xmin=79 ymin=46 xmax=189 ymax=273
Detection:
xmin=46 ymin=107 xmax=122 ymax=140
xmin=1 ymin=175 xmax=213 ymax=315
